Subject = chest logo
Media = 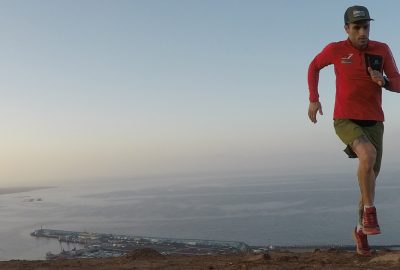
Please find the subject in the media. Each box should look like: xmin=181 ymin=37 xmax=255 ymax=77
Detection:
xmin=341 ymin=53 xmax=353 ymax=64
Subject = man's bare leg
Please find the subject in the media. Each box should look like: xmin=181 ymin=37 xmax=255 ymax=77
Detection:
xmin=358 ymin=195 xmax=363 ymax=226
xmin=358 ymin=170 xmax=379 ymax=226
xmin=351 ymin=136 xmax=376 ymax=207
xmin=352 ymin=135 xmax=380 ymax=235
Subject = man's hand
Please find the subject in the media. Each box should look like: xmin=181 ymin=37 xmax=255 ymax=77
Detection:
xmin=368 ymin=67 xmax=385 ymax=86
xmin=308 ymin=101 xmax=323 ymax=123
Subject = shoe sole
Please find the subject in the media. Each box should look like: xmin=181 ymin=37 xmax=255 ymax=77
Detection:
xmin=362 ymin=227 xmax=381 ymax=235
xmin=352 ymin=230 xmax=372 ymax=256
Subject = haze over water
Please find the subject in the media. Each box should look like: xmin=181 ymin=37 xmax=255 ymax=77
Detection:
xmin=1 ymin=172 xmax=400 ymax=260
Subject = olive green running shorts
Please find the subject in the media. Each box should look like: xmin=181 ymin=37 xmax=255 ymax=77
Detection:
xmin=334 ymin=119 xmax=384 ymax=174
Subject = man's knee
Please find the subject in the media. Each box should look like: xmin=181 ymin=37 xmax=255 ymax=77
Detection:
xmin=351 ymin=136 xmax=377 ymax=170
xmin=357 ymin=149 xmax=376 ymax=170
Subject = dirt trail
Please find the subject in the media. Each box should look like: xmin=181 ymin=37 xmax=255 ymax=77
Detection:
xmin=1 ymin=248 xmax=400 ymax=270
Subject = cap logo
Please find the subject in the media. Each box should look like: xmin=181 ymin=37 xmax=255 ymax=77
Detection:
xmin=353 ymin=10 xmax=366 ymax=17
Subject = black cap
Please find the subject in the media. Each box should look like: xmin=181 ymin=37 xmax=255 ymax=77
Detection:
xmin=344 ymin=6 xmax=374 ymax=24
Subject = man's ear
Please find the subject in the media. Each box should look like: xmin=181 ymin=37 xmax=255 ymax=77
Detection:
xmin=344 ymin=24 xmax=349 ymax=34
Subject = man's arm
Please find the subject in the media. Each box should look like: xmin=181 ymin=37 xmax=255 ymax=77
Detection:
xmin=307 ymin=43 xmax=334 ymax=123
xmin=383 ymin=44 xmax=400 ymax=92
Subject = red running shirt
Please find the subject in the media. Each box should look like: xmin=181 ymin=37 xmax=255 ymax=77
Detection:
xmin=308 ymin=39 xmax=400 ymax=121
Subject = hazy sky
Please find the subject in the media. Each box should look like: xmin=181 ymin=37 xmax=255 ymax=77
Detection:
xmin=2 ymin=0 xmax=400 ymax=186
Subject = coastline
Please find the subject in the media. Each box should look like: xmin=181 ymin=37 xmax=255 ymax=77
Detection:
xmin=0 ymin=187 xmax=54 ymax=196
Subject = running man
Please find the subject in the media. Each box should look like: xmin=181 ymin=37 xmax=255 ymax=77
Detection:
xmin=307 ymin=6 xmax=400 ymax=256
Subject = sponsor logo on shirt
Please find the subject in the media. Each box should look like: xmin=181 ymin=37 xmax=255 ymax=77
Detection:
xmin=341 ymin=53 xmax=353 ymax=64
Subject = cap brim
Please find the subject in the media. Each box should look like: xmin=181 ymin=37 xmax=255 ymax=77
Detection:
xmin=348 ymin=18 xmax=374 ymax=23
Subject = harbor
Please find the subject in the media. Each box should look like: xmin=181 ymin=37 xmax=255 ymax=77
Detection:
xmin=31 ymin=228 xmax=250 ymax=259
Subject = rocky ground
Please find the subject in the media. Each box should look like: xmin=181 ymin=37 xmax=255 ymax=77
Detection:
xmin=1 ymin=248 xmax=400 ymax=270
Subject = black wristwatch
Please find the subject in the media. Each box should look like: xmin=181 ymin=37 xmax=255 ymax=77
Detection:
xmin=383 ymin=76 xmax=390 ymax=89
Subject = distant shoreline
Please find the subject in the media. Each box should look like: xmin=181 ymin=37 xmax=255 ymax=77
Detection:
xmin=0 ymin=187 xmax=54 ymax=196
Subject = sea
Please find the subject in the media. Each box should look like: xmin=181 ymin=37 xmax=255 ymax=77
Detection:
xmin=1 ymin=171 xmax=400 ymax=261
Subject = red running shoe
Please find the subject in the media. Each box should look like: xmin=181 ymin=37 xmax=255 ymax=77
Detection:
xmin=362 ymin=206 xmax=381 ymax=235
xmin=352 ymin=227 xmax=371 ymax=256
